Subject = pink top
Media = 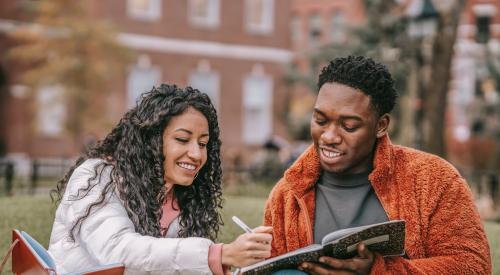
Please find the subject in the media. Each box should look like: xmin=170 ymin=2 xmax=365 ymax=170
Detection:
xmin=160 ymin=190 xmax=227 ymax=275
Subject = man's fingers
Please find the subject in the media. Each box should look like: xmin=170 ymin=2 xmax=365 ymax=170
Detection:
xmin=300 ymin=262 xmax=331 ymax=275
xmin=357 ymin=242 xmax=372 ymax=259
xmin=318 ymin=257 xmax=344 ymax=269
xmin=300 ymin=262 xmax=355 ymax=275
xmin=318 ymin=256 xmax=373 ymax=273
xmin=299 ymin=246 xmax=375 ymax=274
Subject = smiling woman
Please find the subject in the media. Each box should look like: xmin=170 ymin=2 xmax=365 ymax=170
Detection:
xmin=47 ymin=84 xmax=272 ymax=274
xmin=162 ymin=107 xmax=210 ymax=189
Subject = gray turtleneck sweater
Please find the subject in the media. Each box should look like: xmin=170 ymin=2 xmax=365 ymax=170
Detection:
xmin=313 ymin=170 xmax=389 ymax=244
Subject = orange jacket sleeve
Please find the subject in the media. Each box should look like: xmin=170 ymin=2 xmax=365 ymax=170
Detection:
xmin=370 ymin=175 xmax=491 ymax=274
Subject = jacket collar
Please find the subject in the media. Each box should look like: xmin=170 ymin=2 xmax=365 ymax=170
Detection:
xmin=283 ymin=134 xmax=393 ymax=197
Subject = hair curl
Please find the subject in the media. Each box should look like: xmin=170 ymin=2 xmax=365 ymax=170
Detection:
xmin=51 ymin=84 xmax=223 ymax=241
xmin=317 ymin=55 xmax=398 ymax=115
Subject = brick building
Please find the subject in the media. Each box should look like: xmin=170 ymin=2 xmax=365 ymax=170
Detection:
xmin=0 ymin=0 xmax=293 ymax=176
xmin=1 ymin=0 xmax=499 ymax=180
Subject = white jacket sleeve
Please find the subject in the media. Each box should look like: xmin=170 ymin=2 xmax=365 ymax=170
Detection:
xmin=63 ymin=159 xmax=213 ymax=274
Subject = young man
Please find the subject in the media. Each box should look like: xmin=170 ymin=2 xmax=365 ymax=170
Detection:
xmin=264 ymin=56 xmax=491 ymax=274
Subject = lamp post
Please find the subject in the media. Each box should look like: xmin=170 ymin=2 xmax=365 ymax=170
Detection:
xmin=406 ymin=0 xmax=439 ymax=149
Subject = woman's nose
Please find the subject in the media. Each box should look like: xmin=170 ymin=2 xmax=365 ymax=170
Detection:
xmin=187 ymin=143 xmax=202 ymax=160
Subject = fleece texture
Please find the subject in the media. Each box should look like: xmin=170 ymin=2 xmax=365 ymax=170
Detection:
xmin=263 ymin=135 xmax=491 ymax=274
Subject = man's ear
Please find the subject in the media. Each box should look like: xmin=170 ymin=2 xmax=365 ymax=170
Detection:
xmin=376 ymin=114 xmax=390 ymax=138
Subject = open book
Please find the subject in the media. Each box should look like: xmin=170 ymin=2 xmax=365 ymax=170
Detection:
xmin=241 ymin=220 xmax=405 ymax=275
xmin=9 ymin=229 xmax=124 ymax=275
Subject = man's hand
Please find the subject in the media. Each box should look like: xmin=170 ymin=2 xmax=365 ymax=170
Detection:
xmin=299 ymin=242 xmax=374 ymax=275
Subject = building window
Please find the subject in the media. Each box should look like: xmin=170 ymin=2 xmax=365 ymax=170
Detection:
xmin=330 ymin=10 xmax=346 ymax=43
xmin=189 ymin=0 xmax=220 ymax=28
xmin=245 ymin=0 xmax=274 ymax=34
xmin=37 ymin=86 xmax=65 ymax=137
xmin=242 ymin=68 xmax=273 ymax=145
xmin=189 ymin=62 xmax=220 ymax=109
xmin=290 ymin=15 xmax=302 ymax=46
xmin=127 ymin=57 xmax=161 ymax=108
xmin=127 ymin=0 xmax=161 ymax=21
xmin=472 ymin=4 xmax=496 ymax=44
xmin=309 ymin=13 xmax=322 ymax=47
xmin=476 ymin=16 xmax=491 ymax=44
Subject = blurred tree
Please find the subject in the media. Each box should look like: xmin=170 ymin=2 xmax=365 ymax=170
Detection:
xmin=422 ymin=0 xmax=465 ymax=157
xmin=286 ymin=0 xmax=465 ymax=158
xmin=7 ymin=0 xmax=133 ymax=144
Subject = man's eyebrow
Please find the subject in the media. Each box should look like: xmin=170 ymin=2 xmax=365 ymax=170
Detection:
xmin=313 ymin=108 xmax=363 ymax=121
xmin=339 ymin=115 xmax=363 ymax=122
xmin=313 ymin=108 xmax=327 ymax=117
xmin=174 ymin=128 xmax=209 ymax=137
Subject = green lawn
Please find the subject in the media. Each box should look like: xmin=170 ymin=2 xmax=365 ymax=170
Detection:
xmin=1 ymin=194 xmax=499 ymax=274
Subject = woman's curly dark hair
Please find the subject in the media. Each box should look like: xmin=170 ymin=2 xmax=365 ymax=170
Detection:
xmin=317 ymin=55 xmax=398 ymax=115
xmin=51 ymin=84 xmax=223 ymax=241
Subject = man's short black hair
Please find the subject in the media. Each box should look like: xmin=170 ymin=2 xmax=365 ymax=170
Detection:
xmin=317 ymin=55 xmax=398 ymax=115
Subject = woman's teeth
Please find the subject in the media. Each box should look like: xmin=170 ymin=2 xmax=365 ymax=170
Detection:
xmin=178 ymin=162 xmax=196 ymax=170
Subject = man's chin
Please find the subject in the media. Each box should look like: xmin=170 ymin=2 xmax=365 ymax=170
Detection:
xmin=320 ymin=162 xmax=346 ymax=174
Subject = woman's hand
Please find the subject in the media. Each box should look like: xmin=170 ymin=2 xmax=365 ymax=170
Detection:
xmin=221 ymin=226 xmax=273 ymax=268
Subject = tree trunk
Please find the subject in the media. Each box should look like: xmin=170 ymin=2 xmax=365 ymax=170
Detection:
xmin=422 ymin=0 xmax=465 ymax=157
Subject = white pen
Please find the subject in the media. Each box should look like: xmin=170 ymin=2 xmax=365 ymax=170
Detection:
xmin=232 ymin=216 xmax=254 ymax=275
xmin=232 ymin=216 xmax=254 ymax=233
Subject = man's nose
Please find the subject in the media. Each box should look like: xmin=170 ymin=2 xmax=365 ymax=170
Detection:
xmin=321 ymin=125 xmax=342 ymax=144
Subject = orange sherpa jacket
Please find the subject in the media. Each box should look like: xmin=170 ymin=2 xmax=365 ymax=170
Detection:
xmin=264 ymin=135 xmax=491 ymax=274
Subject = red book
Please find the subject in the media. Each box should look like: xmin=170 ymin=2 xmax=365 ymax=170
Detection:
xmin=11 ymin=229 xmax=124 ymax=275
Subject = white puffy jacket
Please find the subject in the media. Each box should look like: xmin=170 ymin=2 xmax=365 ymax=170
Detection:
xmin=48 ymin=159 xmax=214 ymax=274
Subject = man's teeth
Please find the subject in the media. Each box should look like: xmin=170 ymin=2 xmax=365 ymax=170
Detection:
xmin=178 ymin=162 xmax=196 ymax=170
xmin=322 ymin=149 xmax=341 ymax=158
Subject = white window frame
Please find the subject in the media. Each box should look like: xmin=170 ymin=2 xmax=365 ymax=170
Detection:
xmin=188 ymin=0 xmax=220 ymax=29
xmin=188 ymin=66 xmax=220 ymax=110
xmin=330 ymin=10 xmax=346 ymax=43
xmin=245 ymin=0 xmax=275 ymax=34
xmin=242 ymin=70 xmax=273 ymax=145
xmin=127 ymin=0 xmax=162 ymax=22
xmin=36 ymin=85 xmax=66 ymax=137
xmin=127 ymin=64 xmax=161 ymax=108
xmin=309 ymin=13 xmax=322 ymax=47
xmin=290 ymin=15 xmax=302 ymax=45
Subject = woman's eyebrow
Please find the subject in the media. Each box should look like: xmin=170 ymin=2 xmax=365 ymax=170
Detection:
xmin=175 ymin=128 xmax=209 ymax=137
xmin=174 ymin=128 xmax=192 ymax=134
